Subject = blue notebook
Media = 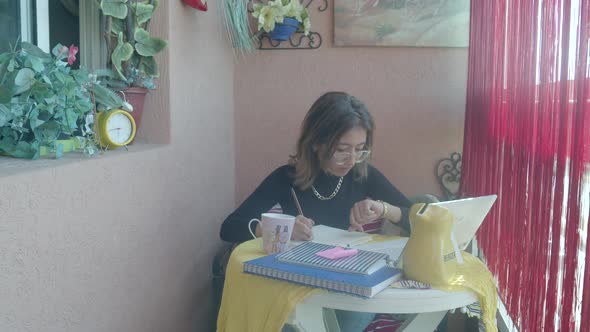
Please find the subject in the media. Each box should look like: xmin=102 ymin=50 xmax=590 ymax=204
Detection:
xmin=243 ymin=254 xmax=402 ymax=298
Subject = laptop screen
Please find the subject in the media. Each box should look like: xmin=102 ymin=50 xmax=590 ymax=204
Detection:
xmin=431 ymin=195 xmax=497 ymax=249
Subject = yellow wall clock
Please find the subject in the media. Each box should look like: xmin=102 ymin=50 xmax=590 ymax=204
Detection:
xmin=96 ymin=109 xmax=137 ymax=149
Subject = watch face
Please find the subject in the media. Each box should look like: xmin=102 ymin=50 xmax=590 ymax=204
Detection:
xmin=107 ymin=112 xmax=134 ymax=145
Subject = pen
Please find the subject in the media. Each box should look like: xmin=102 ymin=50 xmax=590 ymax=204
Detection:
xmin=291 ymin=187 xmax=304 ymax=216
xmin=291 ymin=187 xmax=314 ymax=236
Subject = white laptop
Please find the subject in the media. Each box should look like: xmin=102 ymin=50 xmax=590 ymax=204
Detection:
xmin=430 ymin=194 xmax=497 ymax=249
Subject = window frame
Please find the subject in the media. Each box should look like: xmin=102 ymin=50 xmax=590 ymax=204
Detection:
xmin=11 ymin=0 xmax=105 ymax=69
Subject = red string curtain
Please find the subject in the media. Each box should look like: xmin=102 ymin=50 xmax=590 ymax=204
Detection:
xmin=462 ymin=0 xmax=590 ymax=331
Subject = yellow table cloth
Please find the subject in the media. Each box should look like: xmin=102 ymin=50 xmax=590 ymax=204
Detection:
xmin=216 ymin=237 xmax=497 ymax=332
xmin=437 ymin=253 xmax=498 ymax=332
xmin=216 ymin=239 xmax=321 ymax=332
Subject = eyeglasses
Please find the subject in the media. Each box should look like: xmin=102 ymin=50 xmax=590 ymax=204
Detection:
xmin=332 ymin=150 xmax=371 ymax=165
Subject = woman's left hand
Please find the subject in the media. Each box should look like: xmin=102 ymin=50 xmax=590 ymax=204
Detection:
xmin=349 ymin=199 xmax=383 ymax=232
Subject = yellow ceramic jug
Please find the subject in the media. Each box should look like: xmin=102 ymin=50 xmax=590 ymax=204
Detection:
xmin=402 ymin=203 xmax=463 ymax=286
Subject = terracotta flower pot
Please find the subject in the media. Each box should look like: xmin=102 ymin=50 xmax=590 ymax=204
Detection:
xmin=121 ymin=86 xmax=148 ymax=132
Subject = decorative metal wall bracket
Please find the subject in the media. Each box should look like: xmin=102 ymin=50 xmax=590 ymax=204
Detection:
xmin=248 ymin=0 xmax=328 ymax=50
xmin=256 ymin=31 xmax=322 ymax=49
xmin=435 ymin=152 xmax=462 ymax=200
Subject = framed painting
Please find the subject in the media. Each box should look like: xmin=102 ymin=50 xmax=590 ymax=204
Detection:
xmin=334 ymin=0 xmax=470 ymax=47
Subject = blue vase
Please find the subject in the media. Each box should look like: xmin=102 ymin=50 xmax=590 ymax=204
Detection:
xmin=270 ymin=17 xmax=299 ymax=41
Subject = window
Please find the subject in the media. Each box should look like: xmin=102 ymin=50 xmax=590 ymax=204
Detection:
xmin=0 ymin=0 xmax=34 ymax=53
xmin=0 ymin=0 xmax=104 ymax=69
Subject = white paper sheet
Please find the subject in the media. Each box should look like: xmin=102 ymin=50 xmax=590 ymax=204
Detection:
xmin=353 ymin=238 xmax=409 ymax=262
xmin=290 ymin=225 xmax=374 ymax=248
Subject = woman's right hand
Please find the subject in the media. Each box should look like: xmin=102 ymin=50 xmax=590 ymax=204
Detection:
xmin=291 ymin=215 xmax=314 ymax=241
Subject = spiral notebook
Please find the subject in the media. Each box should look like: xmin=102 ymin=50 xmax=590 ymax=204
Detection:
xmin=277 ymin=241 xmax=389 ymax=275
xmin=243 ymin=254 xmax=402 ymax=298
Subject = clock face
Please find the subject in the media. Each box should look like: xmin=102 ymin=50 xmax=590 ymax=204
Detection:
xmin=106 ymin=112 xmax=134 ymax=145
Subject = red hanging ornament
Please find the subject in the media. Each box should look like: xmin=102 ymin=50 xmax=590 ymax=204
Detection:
xmin=183 ymin=0 xmax=208 ymax=11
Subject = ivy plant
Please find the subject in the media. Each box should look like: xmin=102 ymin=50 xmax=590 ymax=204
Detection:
xmin=0 ymin=42 xmax=125 ymax=159
xmin=101 ymin=0 xmax=167 ymax=89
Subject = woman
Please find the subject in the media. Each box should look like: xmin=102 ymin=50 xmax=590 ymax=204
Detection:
xmin=220 ymin=91 xmax=411 ymax=243
xmin=220 ymin=91 xmax=412 ymax=332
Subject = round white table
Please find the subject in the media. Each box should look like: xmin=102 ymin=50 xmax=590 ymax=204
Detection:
xmin=288 ymin=286 xmax=478 ymax=332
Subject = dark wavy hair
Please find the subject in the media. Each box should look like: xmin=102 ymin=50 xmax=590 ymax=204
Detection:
xmin=289 ymin=92 xmax=374 ymax=189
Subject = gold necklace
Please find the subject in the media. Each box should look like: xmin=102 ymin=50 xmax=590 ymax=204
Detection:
xmin=311 ymin=176 xmax=343 ymax=200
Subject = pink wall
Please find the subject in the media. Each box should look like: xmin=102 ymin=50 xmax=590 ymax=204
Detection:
xmin=235 ymin=0 xmax=468 ymax=202
xmin=1 ymin=2 xmax=233 ymax=332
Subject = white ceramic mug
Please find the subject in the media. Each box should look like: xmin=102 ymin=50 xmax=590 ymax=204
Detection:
xmin=248 ymin=213 xmax=296 ymax=254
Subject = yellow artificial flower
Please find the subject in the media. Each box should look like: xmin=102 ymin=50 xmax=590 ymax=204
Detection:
xmin=252 ymin=3 xmax=263 ymax=18
xmin=303 ymin=16 xmax=311 ymax=35
xmin=271 ymin=0 xmax=287 ymax=20
xmin=259 ymin=6 xmax=282 ymax=32
xmin=284 ymin=0 xmax=304 ymax=21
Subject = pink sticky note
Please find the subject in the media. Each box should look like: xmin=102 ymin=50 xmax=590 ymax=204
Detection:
xmin=315 ymin=246 xmax=358 ymax=260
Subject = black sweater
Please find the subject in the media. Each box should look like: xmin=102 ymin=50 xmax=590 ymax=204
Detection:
xmin=220 ymin=164 xmax=412 ymax=243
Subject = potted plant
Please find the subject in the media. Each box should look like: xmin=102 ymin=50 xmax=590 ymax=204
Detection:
xmin=252 ymin=0 xmax=311 ymax=41
xmin=99 ymin=0 xmax=167 ymax=129
xmin=0 ymin=42 xmax=125 ymax=159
